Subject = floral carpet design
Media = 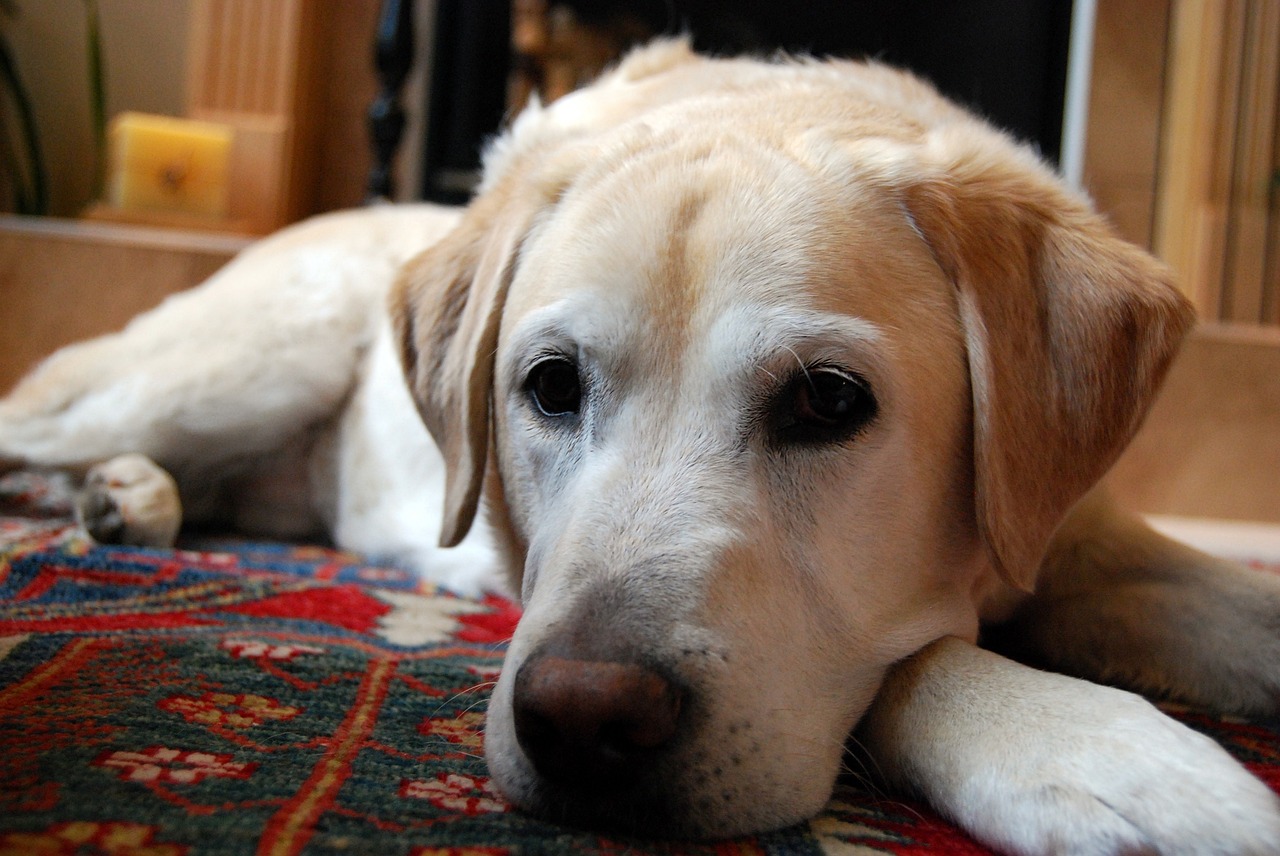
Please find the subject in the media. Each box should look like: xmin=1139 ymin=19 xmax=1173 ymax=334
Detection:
xmin=1 ymin=471 xmax=1277 ymax=855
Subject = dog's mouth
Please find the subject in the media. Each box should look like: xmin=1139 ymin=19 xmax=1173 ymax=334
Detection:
xmin=489 ymin=726 xmax=832 ymax=840
xmin=490 ymin=744 xmax=802 ymax=841
xmin=484 ymin=641 xmax=852 ymax=839
xmin=500 ymin=768 xmax=704 ymax=839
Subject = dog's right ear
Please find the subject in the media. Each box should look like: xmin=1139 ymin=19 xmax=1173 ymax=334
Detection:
xmin=390 ymin=185 xmax=543 ymax=547
xmin=390 ymin=40 xmax=705 ymax=548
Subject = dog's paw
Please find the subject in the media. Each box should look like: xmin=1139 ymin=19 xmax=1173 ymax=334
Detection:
xmin=76 ymin=454 xmax=182 ymax=547
xmin=869 ymin=641 xmax=1280 ymax=856
xmin=957 ymin=689 xmax=1280 ymax=856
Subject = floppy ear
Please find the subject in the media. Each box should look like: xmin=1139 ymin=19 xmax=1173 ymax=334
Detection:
xmin=901 ymin=130 xmax=1195 ymax=591
xmin=386 ymin=41 xmax=706 ymax=550
xmin=389 ymin=187 xmax=541 ymax=547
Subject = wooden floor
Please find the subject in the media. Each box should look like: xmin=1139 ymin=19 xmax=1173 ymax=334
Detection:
xmin=3 ymin=216 xmax=1278 ymax=526
xmin=1147 ymin=515 xmax=1280 ymax=564
xmin=1108 ymin=322 xmax=1280 ymax=524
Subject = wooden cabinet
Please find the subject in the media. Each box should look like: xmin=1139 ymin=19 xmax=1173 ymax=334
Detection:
xmin=1090 ymin=0 xmax=1280 ymax=522
xmin=0 ymin=217 xmax=246 ymax=394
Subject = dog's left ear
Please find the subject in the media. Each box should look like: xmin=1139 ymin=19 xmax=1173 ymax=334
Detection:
xmin=897 ymin=129 xmax=1195 ymax=591
xmin=390 ymin=184 xmax=543 ymax=548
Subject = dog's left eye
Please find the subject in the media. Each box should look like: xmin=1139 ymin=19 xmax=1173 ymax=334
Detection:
xmin=775 ymin=367 xmax=877 ymax=444
xmin=526 ymin=357 xmax=582 ymax=417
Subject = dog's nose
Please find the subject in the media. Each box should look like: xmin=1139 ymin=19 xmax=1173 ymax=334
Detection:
xmin=513 ymin=655 xmax=684 ymax=787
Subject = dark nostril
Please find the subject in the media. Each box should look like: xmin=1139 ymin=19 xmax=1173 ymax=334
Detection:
xmin=513 ymin=655 xmax=684 ymax=787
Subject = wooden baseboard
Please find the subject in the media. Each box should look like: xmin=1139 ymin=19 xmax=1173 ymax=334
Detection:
xmin=0 ymin=215 xmax=249 ymax=394
xmin=1108 ymin=322 xmax=1280 ymax=523
xmin=1147 ymin=514 xmax=1280 ymax=563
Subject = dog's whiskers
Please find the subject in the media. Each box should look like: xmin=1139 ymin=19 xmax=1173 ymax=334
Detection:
xmin=429 ymin=681 xmax=498 ymax=718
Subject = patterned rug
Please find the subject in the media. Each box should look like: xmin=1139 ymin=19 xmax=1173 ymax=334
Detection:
xmin=1 ymin=471 xmax=1277 ymax=855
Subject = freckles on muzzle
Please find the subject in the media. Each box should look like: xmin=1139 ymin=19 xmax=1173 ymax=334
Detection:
xmin=485 ymin=556 xmax=849 ymax=839
xmin=483 ymin=562 xmax=719 ymax=834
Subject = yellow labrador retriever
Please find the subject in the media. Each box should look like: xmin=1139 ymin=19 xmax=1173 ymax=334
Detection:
xmin=3 ymin=41 xmax=1279 ymax=854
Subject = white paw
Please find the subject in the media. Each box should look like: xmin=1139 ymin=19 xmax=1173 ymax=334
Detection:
xmin=77 ymin=453 xmax=182 ymax=547
xmin=957 ymin=688 xmax=1280 ymax=856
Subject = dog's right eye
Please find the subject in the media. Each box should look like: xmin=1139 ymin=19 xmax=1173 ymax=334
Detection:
xmin=526 ymin=357 xmax=582 ymax=417
xmin=772 ymin=366 xmax=877 ymax=446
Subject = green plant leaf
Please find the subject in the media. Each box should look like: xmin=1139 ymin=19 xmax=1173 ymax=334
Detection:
xmin=0 ymin=32 xmax=47 ymax=214
xmin=84 ymin=0 xmax=106 ymax=199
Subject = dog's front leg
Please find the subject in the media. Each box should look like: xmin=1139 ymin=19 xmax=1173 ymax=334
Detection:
xmin=856 ymin=636 xmax=1280 ymax=856
xmin=987 ymin=490 xmax=1280 ymax=718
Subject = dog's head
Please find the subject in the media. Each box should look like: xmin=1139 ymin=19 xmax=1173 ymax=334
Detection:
xmin=392 ymin=42 xmax=1193 ymax=837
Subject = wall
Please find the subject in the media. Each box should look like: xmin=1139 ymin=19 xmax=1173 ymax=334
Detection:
xmin=1082 ymin=0 xmax=1169 ymax=250
xmin=5 ymin=0 xmax=192 ymax=217
xmin=4 ymin=0 xmax=433 ymax=220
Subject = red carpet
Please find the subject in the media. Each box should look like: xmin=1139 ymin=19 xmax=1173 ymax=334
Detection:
xmin=2 ymin=470 xmax=1276 ymax=854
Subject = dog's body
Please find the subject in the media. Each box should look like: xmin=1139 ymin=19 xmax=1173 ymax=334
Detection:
xmin=4 ymin=42 xmax=1280 ymax=854
xmin=0 ymin=204 xmax=497 ymax=593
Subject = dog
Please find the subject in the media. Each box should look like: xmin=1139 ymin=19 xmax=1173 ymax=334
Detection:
xmin=4 ymin=41 xmax=1280 ymax=854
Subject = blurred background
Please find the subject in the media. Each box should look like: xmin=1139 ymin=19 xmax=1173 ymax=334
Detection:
xmin=2 ymin=0 xmax=1278 ymax=527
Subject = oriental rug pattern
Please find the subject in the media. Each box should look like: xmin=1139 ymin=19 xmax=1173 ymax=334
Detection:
xmin=1 ymin=471 xmax=1277 ymax=855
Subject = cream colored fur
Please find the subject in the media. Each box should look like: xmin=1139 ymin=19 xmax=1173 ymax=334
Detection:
xmin=3 ymin=41 xmax=1280 ymax=855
